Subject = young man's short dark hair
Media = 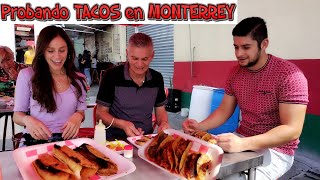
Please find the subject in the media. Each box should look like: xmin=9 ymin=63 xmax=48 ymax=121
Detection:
xmin=232 ymin=17 xmax=268 ymax=48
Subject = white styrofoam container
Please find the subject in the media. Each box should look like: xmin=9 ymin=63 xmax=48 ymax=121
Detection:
xmin=12 ymin=138 xmax=136 ymax=180
xmin=138 ymin=129 xmax=224 ymax=180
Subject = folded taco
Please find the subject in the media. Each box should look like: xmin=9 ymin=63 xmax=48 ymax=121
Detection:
xmin=178 ymin=141 xmax=193 ymax=173
xmin=191 ymin=131 xmax=207 ymax=139
xmin=52 ymin=144 xmax=98 ymax=179
xmin=75 ymin=143 xmax=118 ymax=176
xmin=145 ymin=131 xmax=168 ymax=161
xmin=172 ymin=137 xmax=192 ymax=174
xmin=180 ymin=152 xmax=212 ymax=180
xmin=32 ymin=153 xmax=74 ymax=180
xmin=191 ymin=131 xmax=217 ymax=144
xmin=156 ymin=135 xmax=175 ymax=170
xmin=201 ymin=133 xmax=217 ymax=144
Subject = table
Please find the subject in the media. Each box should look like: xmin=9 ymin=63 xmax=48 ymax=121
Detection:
xmin=217 ymin=150 xmax=264 ymax=180
xmin=0 ymin=147 xmax=263 ymax=180
xmin=0 ymin=106 xmax=14 ymax=151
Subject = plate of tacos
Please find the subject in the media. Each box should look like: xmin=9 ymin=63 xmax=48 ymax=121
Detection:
xmin=12 ymin=138 xmax=136 ymax=180
xmin=138 ymin=129 xmax=223 ymax=180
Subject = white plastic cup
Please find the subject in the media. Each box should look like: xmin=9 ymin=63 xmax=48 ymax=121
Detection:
xmin=124 ymin=145 xmax=133 ymax=158
xmin=181 ymin=108 xmax=189 ymax=117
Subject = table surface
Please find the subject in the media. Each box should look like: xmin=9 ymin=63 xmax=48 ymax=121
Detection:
xmin=0 ymin=145 xmax=263 ymax=180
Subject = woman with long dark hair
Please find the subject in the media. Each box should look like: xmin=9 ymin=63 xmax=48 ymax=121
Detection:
xmin=13 ymin=25 xmax=87 ymax=144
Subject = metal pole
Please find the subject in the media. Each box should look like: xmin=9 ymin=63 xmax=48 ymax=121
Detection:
xmin=248 ymin=168 xmax=256 ymax=180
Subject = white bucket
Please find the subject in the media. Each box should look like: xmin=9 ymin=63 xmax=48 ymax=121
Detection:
xmin=188 ymin=85 xmax=217 ymax=122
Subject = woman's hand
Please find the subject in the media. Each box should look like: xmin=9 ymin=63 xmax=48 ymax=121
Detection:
xmin=61 ymin=112 xmax=83 ymax=139
xmin=24 ymin=116 xmax=52 ymax=140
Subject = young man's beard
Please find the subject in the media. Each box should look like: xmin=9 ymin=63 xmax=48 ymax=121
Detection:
xmin=245 ymin=50 xmax=261 ymax=68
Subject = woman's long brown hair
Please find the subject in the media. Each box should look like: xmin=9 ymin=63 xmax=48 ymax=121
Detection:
xmin=32 ymin=25 xmax=86 ymax=113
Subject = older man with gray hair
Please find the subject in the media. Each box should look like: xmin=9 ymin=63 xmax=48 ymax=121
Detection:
xmin=0 ymin=46 xmax=26 ymax=96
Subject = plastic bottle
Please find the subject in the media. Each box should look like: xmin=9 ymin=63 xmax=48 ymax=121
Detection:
xmin=94 ymin=120 xmax=106 ymax=145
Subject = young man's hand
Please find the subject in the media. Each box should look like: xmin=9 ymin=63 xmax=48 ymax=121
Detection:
xmin=217 ymin=133 xmax=246 ymax=153
xmin=182 ymin=119 xmax=200 ymax=134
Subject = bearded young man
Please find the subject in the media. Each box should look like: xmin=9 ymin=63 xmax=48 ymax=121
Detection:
xmin=183 ymin=17 xmax=308 ymax=179
xmin=96 ymin=33 xmax=170 ymax=139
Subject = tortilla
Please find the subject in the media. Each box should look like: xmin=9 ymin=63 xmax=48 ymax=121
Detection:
xmin=156 ymin=135 xmax=175 ymax=170
xmin=191 ymin=131 xmax=217 ymax=144
xmin=196 ymin=154 xmax=212 ymax=180
xmin=179 ymin=141 xmax=193 ymax=173
xmin=172 ymin=137 xmax=191 ymax=173
xmin=75 ymin=143 xmax=118 ymax=176
xmin=145 ymin=131 xmax=168 ymax=161
xmin=52 ymin=144 xmax=98 ymax=179
xmin=32 ymin=153 xmax=73 ymax=180
xmin=201 ymin=133 xmax=217 ymax=144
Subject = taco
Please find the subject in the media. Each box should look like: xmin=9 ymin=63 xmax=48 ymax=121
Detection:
xmin=191 ymin=131 xmax=207 ymax=139
xmin=156 ymin=135 xmax=175 ymax=170
xmin=196 ymin=153 xmax=212 ymax=180
xmin=52 ymin=144 xmax=98 ymax=179
xmin=75 ymin=143 xmax=118 ymax=176
xmin=191 ymin=131 xmax=217 ymax=144
xmin=201 ymin=133 xmax=217 ymax=144
xmin=32 ymin=153 xmax=74 ymax=180
xmin=178 ymin=141 xmax=193 ymax=173
xmin=135 ymin=136 xmax=150 ymax=146
xmin=180 ymin=152 xmax=212 ymax=180
xmin=172 ymin=137 xmax=192 ymax=174
xmin=145 ymin=131 xmax=168 ymax=161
